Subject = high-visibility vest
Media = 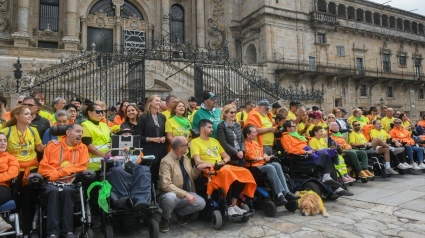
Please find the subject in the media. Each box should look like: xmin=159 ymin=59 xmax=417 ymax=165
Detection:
xmin=82 ymin=120 xmax=110 ymax=171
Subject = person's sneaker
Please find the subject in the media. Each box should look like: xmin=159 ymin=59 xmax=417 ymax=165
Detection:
xmin=174 ymin=211 xmax=187 ymax=225
xmin=226 ymin=206 xmax=238 ymax=216
xmin=285 ymin=192 xmax=301 ymax=202
xmin=385 ymin=168 xmax=399 ymax=175
xmin=419 ymin=163 xmax=425 ymax=169
xmin=403 ymin=162 xmax=413 ymax=168
xmin=343 ymin=177 xmax=352 ymax=183
xmin=390 ymin=147 xmax=404 ymax=155
xmin=65 ymin=232 xmax=78 ymax=238
xmin=364 ymin=170 xmax=374 ymax=177
xmin=277 ymin=195 xmax=288 ymax=206
xmin=347 ymin=176 xmax=356 ymax=182
xmin=233 ymin=206 xmax=247 ymax=215
xmin=412 ymin=163 xmax=421 ymax=170
xmin=336 ymin=189 xmax=354 ymax=196
xmin=0 ymin=217 xmax=12 ymax=233
xmin=159 ymin=217 xmax=169 ymax=233
xmin=397 ymin=163 xmax=407 ymax=170
xmin=322 ymin=178 xmax=342 ymax=187
xmin=358 ymin=170 xmax=368 ymax=178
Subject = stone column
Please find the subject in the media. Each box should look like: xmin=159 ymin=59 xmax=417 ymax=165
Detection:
xmin=261 ymin=24 xmax=273 ymax=63
xmin=325 ymin=3 xmax=329 ymax=13
xmin=62 ymin=0 xmax=80 ymax=50
xmin=416 ymin=24 xmax=419 ymax=34
xmin=387 ymin=18 xmax=390 ymax=28
xmin=335 ymin=6 xmax=338 ymax=17
xmin=113 ymin=0 xmax=124 ymax=48
xmin=345 ymin=6 xmax=348 ymax=19
xmin=363 ymin=11 xmax=366 ymax=23
xmin=162 ymin=0 xmax=170 ymax=33
xmin=394 ymin=19 xmax=397 ymax=30
xmin=11 ymin=0 xmax=31 ymax=47
xmin=379 ymin=15 xmax=382 ymax=26
xmin=354 ymin=9 xmax=357 ymax=21
xmin=196 ymin=0 xmax=206 ymax=49
xmin=314 ymin=0 xmax=318 ymax=11
xmin=371 ymin=14 xmax=374 ymax=25
xmin=401 ymin=20 xmax=404 ymax=31
xmin=81 ymin=17 xmax=87 ymax=50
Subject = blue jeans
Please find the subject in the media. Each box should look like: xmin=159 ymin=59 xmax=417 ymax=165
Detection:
xmin=257 ymin=162 xmax=290 ymax=195
xmin=405 ymin=145 xmax=423 ymax=163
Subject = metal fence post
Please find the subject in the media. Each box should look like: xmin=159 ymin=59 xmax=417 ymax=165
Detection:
xmin=14 ymin=58 xmax=22 ymax=93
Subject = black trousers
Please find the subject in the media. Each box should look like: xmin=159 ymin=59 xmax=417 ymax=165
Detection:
xmin=390 ymin=151 xmax=406 ymax=165
xmin=0 ymin=185 xmax=11 ymax=205
xmin=226 ymin=181 xmax=245 ymax=205
xmin=41 ymin=183 xmax=76 ymax=236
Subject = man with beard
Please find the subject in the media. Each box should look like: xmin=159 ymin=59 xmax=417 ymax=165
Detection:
xmin=70 ymin=98 xmax=86 ymax=123
xmin=192 ymin=91 xmax=222 ymax=139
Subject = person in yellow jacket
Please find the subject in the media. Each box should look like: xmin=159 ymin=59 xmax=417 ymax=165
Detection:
xmin=81 ymin=103 xmax=110 ymax=172
xmin=381 ymin=108 xmax=395 ymax=132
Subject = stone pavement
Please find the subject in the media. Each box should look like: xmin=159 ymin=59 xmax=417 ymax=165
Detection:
xmin=96 ymin=173 xmax=425 ymax=238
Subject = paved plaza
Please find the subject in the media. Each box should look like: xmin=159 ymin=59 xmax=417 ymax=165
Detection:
xmin=98 ymin=173 xmax=425 ymax=238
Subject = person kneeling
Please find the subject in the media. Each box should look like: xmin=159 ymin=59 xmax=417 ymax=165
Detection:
xmin=280 ymin=121 xmax=347 ymax=196
xmin=158 ymin=136 xmax=209 ymax=232
xmin=190 ymin=119 xmax=257 ymax=216
xmin=243 ymin=125 xmax=300 ymax=205
xmin=38 ymin=124 xmax=90 ymax=238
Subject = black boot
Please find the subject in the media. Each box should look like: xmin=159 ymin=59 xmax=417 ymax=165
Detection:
xmin=285 ymin=192 xmax=301 ymax=202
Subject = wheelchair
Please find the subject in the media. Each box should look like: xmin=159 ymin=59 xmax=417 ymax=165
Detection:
xmin=0 ymin=199 xmax=22 ymax=237
xmin=28 ymin=170 xmax=95 ymax=238
xmin=245 ymin=158 xmax=297 ymax=217
xmin=100 ymin=148 xmax=159 ymax=238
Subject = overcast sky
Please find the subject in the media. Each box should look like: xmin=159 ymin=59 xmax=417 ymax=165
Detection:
xmin=369 ymin=0 xmax=425 ymax=16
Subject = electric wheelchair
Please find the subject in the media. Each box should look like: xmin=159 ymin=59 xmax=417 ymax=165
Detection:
xmin=0 ymin=196 xmax=22 ymax=237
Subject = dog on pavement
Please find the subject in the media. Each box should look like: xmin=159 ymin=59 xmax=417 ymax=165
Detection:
xmin=296 ymin=190 xmax=329 ymax=217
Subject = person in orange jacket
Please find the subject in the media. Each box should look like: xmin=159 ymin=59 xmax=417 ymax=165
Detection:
xmin=389 ymin=118 xmax=425 ymax=170
xmin=38 ymin=123 xmax=90 ymax=238
xmin=280 ymin=120 xmax=349 ymax=196
xmin=0 ymin=132 xmax=20 ymax=232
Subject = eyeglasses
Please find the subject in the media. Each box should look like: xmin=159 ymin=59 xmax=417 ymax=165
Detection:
xmin=394 ymin=122 xmax=401 ymax=124
xmin=336 ymin=111 xmax=341 ymax=113
xmin=228 ymin=111 xmax=236 ymax=114
xmin=180 ymin=142 xmax=190 ymax=147
xmin=94 ymin=110 xmax=107 ymax=114
xmin=289 ymin=125 xmax=297 ymax=128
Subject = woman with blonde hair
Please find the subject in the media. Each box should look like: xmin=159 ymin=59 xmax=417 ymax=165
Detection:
xmin=350 ymin=108 xmax=367 ymax=129
xmin=121 ymin=103 xmax=140 ymax=133
xmin=94 ymin=100 xmax=114 ymax=128
xmin=0 ymin=105 xmax=47 ymax=236
xmin=216 ymin=104 xmax=245 ymax=167
xmin=135 ymin=95 xmax=166 ymax=185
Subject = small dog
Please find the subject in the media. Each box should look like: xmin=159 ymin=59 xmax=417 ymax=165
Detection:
xmin=295 ymin=191 xmax=329 ymax=217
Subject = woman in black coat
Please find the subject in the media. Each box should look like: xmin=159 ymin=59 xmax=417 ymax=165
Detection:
xmin=216 ymin=104 xmax=246 ymax=167
xmin=135 ymin=95 xmax=167 ymax=185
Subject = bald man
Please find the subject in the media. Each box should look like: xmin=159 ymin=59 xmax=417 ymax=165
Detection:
xmin=158 ymin=136 xmax=210 ymax=232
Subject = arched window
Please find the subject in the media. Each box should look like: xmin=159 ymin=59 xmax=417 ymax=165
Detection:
xmin=170 ymin=5 xmax=185 ymax=43
xmin=244 ymin=44 xmax=257 ymax=64
xmin=89 ymin=0 xmax=143 ymax=19
xmin=39 ymin=0 xmax=59 ymax=31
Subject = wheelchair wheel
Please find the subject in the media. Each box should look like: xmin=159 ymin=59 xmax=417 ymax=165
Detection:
xmin=361 ymin=178 xmax=368 ymax=183
xmin=187 ymin=211 xmax=199 ymax=221
xmin=149 ymin=219 xmax=159 ymax=238
xmin=285 ymin=201 xmax=298 ymax=213
xmin=74 ymin=226 xmax=94 ymax=238
xmin=302 ymin=182 xmax=322 ymax=198
xmin=263 ymin=200 xmax=277 ymax=217
xmin=240 ymin=204 xmax=250 ymax=222
xmin=212 ymin=210 xmax=222 ymax=230
xmin=105 ymin=225 xmax=113 ymax=238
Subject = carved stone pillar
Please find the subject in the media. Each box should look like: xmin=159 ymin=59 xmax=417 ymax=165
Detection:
xmin=379 ymin=15 xmax=382 ymax=26
xmin=113 ymin=0 xmax=124 ymax=47
xmin=81 ymin=17 xmax=87 ymax=50
xmin=345 ymin=6 xmax=348 ymax=19
xmin=401 ymin=20 xmax=404 ymax=31
xmin=325 ymin=3 xmax=329 ymax=13
xmin=371 ymin=14 xmax=374 ymax=25
xmin=162 ymin=0 xmax=170 ymax=32
xmin=354 ymin=9 xmax=357 ymax=21
xmin=62 ymin=0 xmax=80 ymax=50
xmin=394 ymin=19 xmax=397 ymax=30
xmin=12 ymin=0 xmax=31 ymax=47
xmin=363 ymin=11 xmax=366 ymax=23
xmin=196 ymin=0 xmax=205 ymax=49
xmin=314 ymin=0 xmax=318 ymax=11
xmin=387 ymin=18 xmax=390 ymax=28
xmin=335 ymin=6 xmax=338 ymax=16
xmin=416 ymin=24 xmax=419 ymax=34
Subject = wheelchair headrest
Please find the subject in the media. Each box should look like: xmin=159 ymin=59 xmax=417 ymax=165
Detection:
xmin=190 ymin=129 xmax=200 ymax=138
xmin=27 ymin=173 xmax=44 ymax=189
xmin=142 ymin=155 xmax=155 ymax=161
xmin=78 ymin=169 xmax=96 ymax=184
xmin=49 ymin=126 xmax=68 ymax=136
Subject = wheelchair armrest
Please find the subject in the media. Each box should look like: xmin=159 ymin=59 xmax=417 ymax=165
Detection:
xmin=77 ymin=169 xmax=96 ymax=185
xmin=226 ymin=161 xmax=238 ymax=166
xmin=246 ymin=159 xmax=257 ymax=167
xmin=27 ymin=173 xmax=44 ymax=189
xmin=190 ymin=129 xmax=200 ymax=138
xmin=288 ymin=153 xmax=309 ymax=159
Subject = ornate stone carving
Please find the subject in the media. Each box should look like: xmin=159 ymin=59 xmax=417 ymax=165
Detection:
xmin=123 ymin=14 xmax=146 ymax=31
xmin=0 ymin=0 xmax=8 ymax=12
xmin=0 ymin=15 xmax=7 ymax=31
xmin=33 ymin=25 xmax=63 ymax=41
xmin=87 ymin=10 xmax=115 ymax=28
xmin=112 ymin=0 xmax=124 ymax=8
xmin=207 ymin=0 xmax=226 ymax=50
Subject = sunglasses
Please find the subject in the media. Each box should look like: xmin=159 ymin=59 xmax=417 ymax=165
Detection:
xmin=17 ymin=101 xmax=23 ymax=104
xmin=353 ymin=124 xmax=360 ymax=127
xmin=228 ymin=111 xmax=236 ymax=114
xmin=94 ymin=110 xmax=107 ymax=114
xmin=211 ymin=97 xmax=217 ymax=101
xmin=180 ymin=142 xmax=190 ymax=147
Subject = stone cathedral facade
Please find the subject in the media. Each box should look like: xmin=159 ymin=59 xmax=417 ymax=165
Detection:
xmin=0 ymin=0 xmax=425 ymax=119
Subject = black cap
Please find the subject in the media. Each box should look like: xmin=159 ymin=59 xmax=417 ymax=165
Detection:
xmin=70 ymin=98 xmax=81 ymax=103
xmin=188 ymin=96 xmax=197 ymax=102
xmin=358 ymin=106 xmax=364 ymax=111
xmin=341 ymin=108 xmax=348 ymax=113
xmin=201 ymin=91 xmax=215 ymax=101
xmin=83 ymin=99 xmax=93 ymax=104
xmin=369 ymin=106 xmax=378 ymax=111
xmin=108 ymin=106 xmax=116 ymax=111
xmin=272 ymin=102 xmax=282 ymax=109
xmin=116 ymin=101 xmax=121 ymax=106
xmin=290 ymin=100 xmax=301 ymax=107
xmin=312 ymin=106 xmax=320 ymax=111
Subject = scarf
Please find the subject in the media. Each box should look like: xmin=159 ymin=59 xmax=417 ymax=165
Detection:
xmin=332 ymin=132 xmax=344 ymax=137
xmin=173 ymin=116 xmax=191 ymax=129
xmin=354 ymin=116 xmax=365 ymax=122
xmin=288 ymin=132 xmax=307 ymax=141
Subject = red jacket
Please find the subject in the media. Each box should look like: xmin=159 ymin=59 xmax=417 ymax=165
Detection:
xmin=0 ymin=152 xmax=20 ymax=187
xmin=39 ymin=137 xmax=90 ymax=181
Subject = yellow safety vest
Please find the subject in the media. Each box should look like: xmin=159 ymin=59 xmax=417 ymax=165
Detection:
xmin=82 ymin=120 xmax=110 ymax=171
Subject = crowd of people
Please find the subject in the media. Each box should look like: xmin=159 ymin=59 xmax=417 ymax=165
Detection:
xmin=1 ymin=91 xmax=425 ymax=236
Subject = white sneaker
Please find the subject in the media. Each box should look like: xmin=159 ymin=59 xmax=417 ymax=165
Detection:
xmin=419 ymin=163 xmax=425 ymax=169
xmin=0 ymin=217 xmax=12 ymax=233
xmin=385 ymin=168 xmax=399 ymax=175
xmin=397 ymin=163 xmax=407 ymax=170
xmin=226 ymin=206 xmax=237 ymax=216
xmin=403 ymin=162 xmax=413 ymax=168
xmin=233 ymin=206 xmax=247 ymax=215
xmin=412 ymin=163 xmax=421 ymax=170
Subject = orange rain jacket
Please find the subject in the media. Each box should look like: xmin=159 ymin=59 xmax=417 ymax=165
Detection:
xmin=0 ymin=152 xmax=20 ymax=187
xmin=113 ymin=115 xmax=125 ymax=126
xmin=244 ymin=140 xmax=266 ymax=167
xmin=280 ymin=132 xmax=308 ymax=154
xmin=418 ymin=120 xmax=425 ymax=129
xmin=39 ymin=136 xmax=90 ymax=181
xmin=331 ymin=135 xmax=352 ymax=150
xmin=205 ymin=165 xmax=256 ymax=197
xmin=245 ymin=108 xmax=274 ymax=148
xmin=389 ymin=127 xmax=415 ymax=145
xmin=101 ymin=118 xmax=114 ymax=128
